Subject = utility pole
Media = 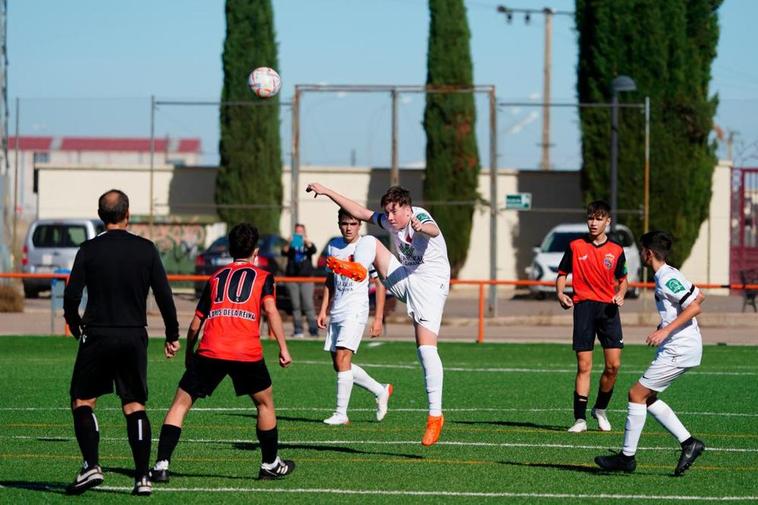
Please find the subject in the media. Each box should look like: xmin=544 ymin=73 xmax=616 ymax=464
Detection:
xmin=496 ymin=5 xmax=573 ymax=170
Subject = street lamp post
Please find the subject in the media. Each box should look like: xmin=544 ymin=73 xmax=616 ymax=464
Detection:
xmin=610 ymin=75 xmax=636 ymax=231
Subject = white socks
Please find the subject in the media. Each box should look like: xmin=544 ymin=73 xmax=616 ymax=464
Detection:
xmin=648 ymin=399 xmax=691 ymax=443
xmin=352 ymin=364 xmax=385 ymax=397
xmin=622 ymin=402 xmax=647 ymax=456
xmin=335 ymin=370 xmax=353 ymax=417
xmin=417 ymin=345 xmax=443 ymax=416
xmin=353 ymin=235 xmax=377 ymax=269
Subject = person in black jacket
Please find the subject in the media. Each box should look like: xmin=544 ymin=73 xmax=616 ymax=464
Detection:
xmin=63 ymin=189 xmax=179 ymax=496
xmin=282 ymin=223 xmax=318 ymax=338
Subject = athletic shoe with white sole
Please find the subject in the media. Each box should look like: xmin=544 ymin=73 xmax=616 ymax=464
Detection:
xmin=567 ymin=419 xmax=588 ymax=433
xmin=376 ymin=384 xmax=394 ymax=421
xmin=65 ymin=464 xmax=104 ymax=495
xmin=323 ymin=413 xmax=350 ymax=425
xmin=674 ymin=438 xmax=705 ymax=476
xmin=258 ymin=457 xmax=296 ymax=480
xmin=594 ymin=452 xmax=637 ymax=473
xmin=132 ymin=476 xmax=152 ymax=496
xmin=591 ymin=408 xmax=612 ymax=431
xmin=149 ymin=459 xmax=169 ymax=483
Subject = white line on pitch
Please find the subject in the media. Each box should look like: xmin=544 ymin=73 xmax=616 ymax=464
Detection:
xmin=3 ymin=406 xmax=757 ymax=417
xmin=51 ymin=486 xmax=758 ymax=501
xmin=5 ymin=435 xmax=756 ymax=453
xmin=296 ymin=360 xmax=758 ymax=376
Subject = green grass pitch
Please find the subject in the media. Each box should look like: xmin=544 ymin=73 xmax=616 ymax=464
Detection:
xmin=0 ymin=336 xmax=756 ymax=503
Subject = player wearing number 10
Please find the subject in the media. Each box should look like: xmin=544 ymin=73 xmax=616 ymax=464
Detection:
xmin=150 ymin=223 xmax=295 ymax=482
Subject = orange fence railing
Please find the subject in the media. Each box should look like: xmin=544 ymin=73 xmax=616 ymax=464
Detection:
xmin=2 ymin=273 xmax=756 ymax=343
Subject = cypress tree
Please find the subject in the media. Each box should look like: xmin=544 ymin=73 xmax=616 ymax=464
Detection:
xmin=576 ymin=0 xmax=721 ymax=266
xmin=217 ymin=0 xmax=282 ymax=233
xmin=423 ymin=0 xmax=481 ymax=276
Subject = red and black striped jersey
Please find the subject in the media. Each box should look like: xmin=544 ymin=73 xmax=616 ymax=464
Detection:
xmin=557 ymin=236 xmax=627 ymax=303
xmin=195 ymin=260 xmax=275 ymax=362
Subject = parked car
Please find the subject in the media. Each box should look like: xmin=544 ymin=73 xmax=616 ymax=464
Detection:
xmin=315 ymin=235 xmax=397 ymax=317
xmin=21 ymin=218 xmax=105 ymax=298
xmin=525 ymin=223 xmax=641 ymax=299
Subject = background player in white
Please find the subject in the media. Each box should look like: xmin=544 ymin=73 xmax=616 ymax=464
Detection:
xmin=306 ymin=183 xmax=449 ymax=446
xmin=317 ymin=208 xmax=393 ymax=425
xmin=595 ymin=231 xmax=706 ymax=476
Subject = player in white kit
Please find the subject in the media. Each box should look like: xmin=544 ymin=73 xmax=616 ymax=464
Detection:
xmin=306 ymin=183 xmax=450 ymax=446
xmin=595 ymin=231 xmax=706 ymax=476
xmin=317 ymin=208 xmax=393 ymax=425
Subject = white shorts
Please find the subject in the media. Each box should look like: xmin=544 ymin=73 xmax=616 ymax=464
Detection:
xmin=323 ymin=319 xmax=367 ymax=353
xmin=383 ymin=256 xmax=449 ymax=335
xmin=638 ymin=355 xmax=693 ymax=392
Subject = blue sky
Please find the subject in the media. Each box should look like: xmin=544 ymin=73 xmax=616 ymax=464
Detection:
xmin=9 ymin=0 xmax=758 ymax=168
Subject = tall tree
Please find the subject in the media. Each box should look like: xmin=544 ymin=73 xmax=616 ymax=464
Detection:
xmin=423 ymin=0 xmax=481 ymax=276
xmin=576 ymin=0 xmax=721 ymax=266
xmin=217 ymin=0 xmax=282 ymax=233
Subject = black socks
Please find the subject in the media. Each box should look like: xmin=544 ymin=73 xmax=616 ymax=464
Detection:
xmin=72 ymin=406 xmax=99 ymax=468
xmin=156 ymin=424 xmax=182 ymax=463
xmin=573 ymin=391 xmax=589 ymax=420
xmin=256 ymin=426 xmax=278 ymax=465
xmin=126 ymin=411 xmax=152 ymax=479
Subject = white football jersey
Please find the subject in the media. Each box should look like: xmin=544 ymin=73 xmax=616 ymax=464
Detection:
xmin=653 ymin=264 xmax=702 ymax=367
xmin=327 ymin=236 xmax=377 ymax=323
xmin=372 ymin=206 xmax=451 ymax=284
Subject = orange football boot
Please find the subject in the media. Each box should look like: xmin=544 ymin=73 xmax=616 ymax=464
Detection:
xmin=326 ymin=256 xmax=368 ymax=282
xmin=421 ymin=414 xmax=444 ymax=446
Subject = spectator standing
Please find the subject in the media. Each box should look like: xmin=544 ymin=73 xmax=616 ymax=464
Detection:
xmin=282 ymin=223 xmax=319 ymax=338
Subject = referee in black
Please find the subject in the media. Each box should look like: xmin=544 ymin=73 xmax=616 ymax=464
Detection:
xmin=64 ymin=189 xmax=179 ymax=496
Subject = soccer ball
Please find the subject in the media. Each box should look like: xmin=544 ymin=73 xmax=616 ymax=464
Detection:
xmin=248 ymin=67 xmax=281 ymax=98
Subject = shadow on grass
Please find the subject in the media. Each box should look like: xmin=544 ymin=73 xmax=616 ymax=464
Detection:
xmin=225 ymin=413 xmax=325 ymax=425
xmin=497 ymin=460 xmax=605 ymax=475
xmin=453 ymin=419 xmax=567 ymax=432
xmin=233 ymin=441 xmax=423 ymax=460
xmin=103 ymin=466 xmax=249 ymax=481
xmin=0 ymin=480 xmax=122 ymax=496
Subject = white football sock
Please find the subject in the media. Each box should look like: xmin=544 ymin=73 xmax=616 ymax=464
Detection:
xmin=351 ymin=364 xmax=384 ymax=397
xmin=335 ymin=370 xmax=354 ymax=417
xmin=647 ymin=399 xmax=691 ymax=443
xmin=621 ymin=402 xmax=647 ymax=456
xmin=353 ymin=235 xmax=377 ymax=269
xmin=417 ymin=345 xmax=443 ymax=416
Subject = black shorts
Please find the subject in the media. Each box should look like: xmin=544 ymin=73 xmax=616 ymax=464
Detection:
xmin=572 ymin=301 xmax=623 ymax=351
xmin=179 ymin=354 xmax=272 ymax=400
xmin=69 ymin=327 xmax=149 ymax=404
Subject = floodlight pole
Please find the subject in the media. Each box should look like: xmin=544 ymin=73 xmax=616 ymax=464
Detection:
xmin=11 ymin=96 xmax=17 ymax=264
xmin=488 ymin=88 xmax=498 ymax=317
xmin=149 ymin=95 xmax=155 ymax=239
xmin=390 ymin=88 xmax=399 ymax=186
xmin=291 ymin=88 xmax=301 ymax=230
xmin=609 ymin=75 xmax=636 ymax=232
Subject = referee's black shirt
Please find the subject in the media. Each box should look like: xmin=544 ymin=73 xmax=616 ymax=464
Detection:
xmin=64 ymin=229 xmax=180 ymax=342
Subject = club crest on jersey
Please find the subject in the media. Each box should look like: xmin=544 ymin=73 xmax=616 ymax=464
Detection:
xmin=603 ymin=253 xmax=615 ymax=270
xmin=399 ymin=242 xmax=415 ymax=257
xmin=666 ymin=278 xmax=686 ymax=293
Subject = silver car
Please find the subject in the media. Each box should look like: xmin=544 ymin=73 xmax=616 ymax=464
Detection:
xmin=21 ymin=218 xmax=104 ymax=298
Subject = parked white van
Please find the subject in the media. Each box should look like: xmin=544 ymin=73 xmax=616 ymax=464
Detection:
xmin=21 ymin=219 xmax=104 ymax=298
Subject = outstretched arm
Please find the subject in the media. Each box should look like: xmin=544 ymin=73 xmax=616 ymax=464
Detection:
xmin=306 ymin=183 xmax=374 ymax=222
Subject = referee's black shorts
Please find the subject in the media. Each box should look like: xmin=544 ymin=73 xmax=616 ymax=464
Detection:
xmin=179 ymin=354 xmax=272 ymax=400
xmin=69 ymin=327 xmax=149 ymax=404
xmin=572 ymin=300 xmax=623 ymax=352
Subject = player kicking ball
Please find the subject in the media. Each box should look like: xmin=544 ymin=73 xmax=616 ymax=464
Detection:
xmin=150 ymin=223 xmax=295 ymax=482
xmin=306 ymin=183 xmax=449 ymax=446
xmin=595 ymin=231 xmax=705 ymax=476
xmin=317 ymin=208 xmax=393 ymax=426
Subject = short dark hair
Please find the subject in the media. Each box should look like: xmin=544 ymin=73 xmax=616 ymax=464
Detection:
xmin=587 ymin=200 xmax=611 ymax=218
xmin=380 ymin=185 xmax=412 ymax=208
xmin=228 ymin=223 xmax=259 ymax=259
xmin=640 ymin=230 xmax=673 ymax=261
xmin=97 ymin=189 xmax=129 ymax=224
xmin=337 ymin=208 xmax=358 ymax=221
